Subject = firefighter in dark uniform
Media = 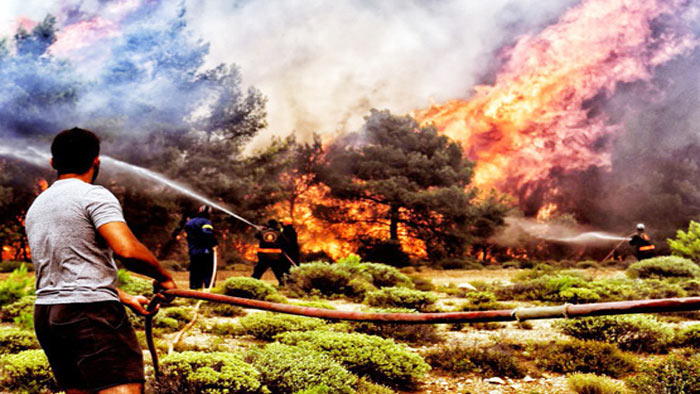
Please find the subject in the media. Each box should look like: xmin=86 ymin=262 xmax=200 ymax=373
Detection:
xmin=252 ymin=219 xmax=290 ymax=284
xmin=629 ymin=223 xmax=655 ymax=261
xmin=185 ymin=205 xmax=219 ymax=289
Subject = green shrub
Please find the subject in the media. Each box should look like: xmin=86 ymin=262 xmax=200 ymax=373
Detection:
xmin=350 ymin=308 xmax=442 ymax=344
xmin=290 ymin=300 xmax=336 ymax=310
xmin=14 ymin=311 xmax=34 ymax=330
xmin=202 ymin=302 xmax=246 ymax=317
xmin=154 ymin=351 xmax=264 ymax=394
xmin=1 ymin=295 xmax=35 ymax=322
xmin=667 ymin=220 xmax=700 ymax=263
xmin=285 ymin=261 xmax=375 ymax=300
xmin=625 ymin=353 xmax=700 ymax=394
xmin=0 ymin=349 xmax=59 ymax=393
xmin=0 ymin=265 xmax=33 ymax=306
xmin=246 ymin=343 xmax=356 ymax=394
xmin=364 ymin=287 xmax=438 ymax=312
xmin=236 ymin=312 xmax=327 ymax=341
xmin=0 ymin=327 xmax=40 ymax=353
xmin=458 ymin=290 xmax=514 ymax=311
xmin=408 ymin=274 xmax=434 ymax=291
xmin=276 ymin=330 xmax=430 ymax=388
xmin=152 ymin=306 xmax=195 ymax=332
xmin=626 ymin=256 xmax=700 ymax=279
xmin=496 ymin=272 xmax=595 ymax=303
xmin=423 ymin=341 xmax=527 ymax=378
xmin=219 ymin=277 xmax=286 ymax=302
xmin=354 ymin=262 xmax=414 ymax=288
xmin=556 ymin=315 xmax=674 ymax=353
xmin=675 ymin=324 xmax=700 ymax=348
xmin=533 ymin=339 xmax=636 ymax=378
xmin=567 ymin=373 xmax=626 ymax=394
xmin=116 ymin=269 xmax=153 ymax=297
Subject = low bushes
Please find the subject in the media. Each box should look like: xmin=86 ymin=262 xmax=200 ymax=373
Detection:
xmin=625 ymin=353 xmax=700 ymax=394
xmin=675 ymin=324 xmax=700 ymax=348
xmin=0 ymin=349 xmax=58 ymax=394
xmin=354 ymin=262 xmax=414 ymax=288
xmin=532 ymin=339 xmax=636 ymax=378
xmin=364 ymin=287 xmax=438 ymax=312
xmin=0 ymin=265 xmax=33 ymax=306
xmin=276 ymin=330 xmax=430 ymax=388
xmin=285 ymin=261 xmax=374 ymax=300
xmin=154 ymin=351 xmax=264 ymax=394
xmin=626 ymin=256 xmax=700 ymax=279
xmin=458 ymin=291 xmax=513 ymax=311
xmin=556 ymin=315 xmax=674 ymax=353
xmin=285 ymin=258 xmax=413 ymax=300
xmin=236 ymin=312 xmax=327 ymax=341
xmin=567 ymin=373 xmax=626 ymax=394
xmin=202 ymin=302 xmax=246 ymax=318
xmin=0 ymin=327 xmax=40 ymax=353
xmin=246 ymin=343 xmax=356 ymax=394
xmin=0 ymin=295 xmax=35 ymax=322
xmin=154 ymin=306 xmax=195 ymax=332
xmin=423 ymin=341 xmax=527 ymax=378
xmin=350 ymin=308 xmax=442 ymax=344
xmin=219 ymin=277 xmax=286 ymax=303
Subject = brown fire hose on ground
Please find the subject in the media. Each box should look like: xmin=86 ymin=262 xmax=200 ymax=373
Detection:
xmin=144 ymin=290 xmax=700 ymax=378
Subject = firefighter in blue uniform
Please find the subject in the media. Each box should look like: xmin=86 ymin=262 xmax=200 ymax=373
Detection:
xmin=252 ymin=219 xmax=290 ymax=284
xmin=185 ymin=205 xmax=219 ymax=289
xmin=629 ymin=223 xmax=655 ymax=261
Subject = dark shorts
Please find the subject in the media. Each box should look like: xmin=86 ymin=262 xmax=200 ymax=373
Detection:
xmin=34 ymin=301 xmax=144 ymax=391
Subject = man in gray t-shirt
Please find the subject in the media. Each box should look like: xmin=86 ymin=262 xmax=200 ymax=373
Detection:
xmin=25 ymin=128 xmax=176 ymax=394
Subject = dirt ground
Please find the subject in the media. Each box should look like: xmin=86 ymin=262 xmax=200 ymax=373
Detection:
xmin=0 ymin=265 xmax=679 ymax=394
xmin=171 ymin=266 xmax=622 ymax=394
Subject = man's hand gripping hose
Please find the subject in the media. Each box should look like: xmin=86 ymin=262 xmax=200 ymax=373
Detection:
xmin=144 ymin=281 xmax=176 ymax=379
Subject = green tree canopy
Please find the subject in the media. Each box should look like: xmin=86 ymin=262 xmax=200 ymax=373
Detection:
xmin=316 ymin=109 xmax=507 ymax=260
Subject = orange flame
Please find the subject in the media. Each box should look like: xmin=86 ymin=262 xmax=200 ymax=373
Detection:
xmin=271 ymin=185 xmax=427 ymax=261
xmin=415 ymin=0 xmax=697 ymax=207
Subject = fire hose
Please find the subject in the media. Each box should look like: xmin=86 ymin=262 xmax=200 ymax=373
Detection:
xmin=144 ymin=290 xmax=700 ymax=378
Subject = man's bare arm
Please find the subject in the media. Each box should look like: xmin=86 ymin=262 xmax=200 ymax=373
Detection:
xmin=98 ymin=221 xmax=175 ymax=288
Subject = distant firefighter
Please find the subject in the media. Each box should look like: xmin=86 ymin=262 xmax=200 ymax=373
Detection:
xmin=252 ymin=219 xmax=290 ymax=284
xmin=185 ymin=205 xmax=219 ymax=289
xmin=282 ymin=220 xmax=300 ymax=266
xmin=629 ymin=223 xmax=655 ymax=261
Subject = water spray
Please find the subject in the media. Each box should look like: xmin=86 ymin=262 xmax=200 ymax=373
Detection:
xmin=100 ymin=156 xmax=261 ymax=230
xmin=0 ymin=144 xmax=262 ymax=230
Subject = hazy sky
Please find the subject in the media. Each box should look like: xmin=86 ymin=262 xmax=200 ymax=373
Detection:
xmin=0 ymin=0 xmax=578 ymax=148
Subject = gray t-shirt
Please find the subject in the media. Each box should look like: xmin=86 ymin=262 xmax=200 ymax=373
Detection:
xmin=25 ymin=178 xmax=126 ymax=304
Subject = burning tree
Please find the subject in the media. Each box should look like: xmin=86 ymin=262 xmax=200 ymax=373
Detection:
xmin=315 ymin=109 xmax=507 ymax=262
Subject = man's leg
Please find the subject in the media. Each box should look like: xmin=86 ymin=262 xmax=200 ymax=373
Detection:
xmin=189 ymin=255 xmax=203 ymax=289
xmin=252 ymin=256 xmax=270 ymax=279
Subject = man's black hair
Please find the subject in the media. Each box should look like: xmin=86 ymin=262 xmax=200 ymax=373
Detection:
xmin=266 ymin=219 xmax=279 ymax=229
xmin=51 ymin=127 xmax=100 ymax=175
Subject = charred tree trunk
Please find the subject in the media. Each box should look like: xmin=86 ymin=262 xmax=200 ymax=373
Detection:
xmin=389 ymin=204 xmax=399 ymax=240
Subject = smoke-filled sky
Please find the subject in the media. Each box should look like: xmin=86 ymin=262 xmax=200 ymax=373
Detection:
xmin=1 ymin=0 xmax=699 ymax=239
xmin=0 ymin=0 xmax=578 ymax=148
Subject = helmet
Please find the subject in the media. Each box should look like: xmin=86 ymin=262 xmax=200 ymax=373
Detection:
xmin=637 ymin=223 xmax=645 ymax=231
